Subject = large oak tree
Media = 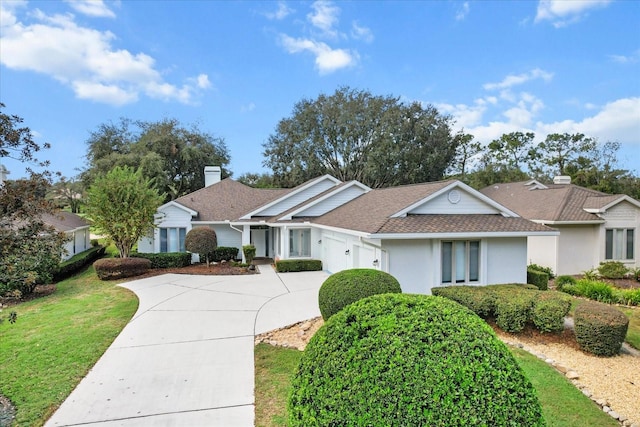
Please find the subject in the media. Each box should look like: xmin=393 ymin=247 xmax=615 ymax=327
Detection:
xmin=82 ymin=118 xmax=231 ymax=202
xmin=262 ymin=87 xmax=461 ymax=188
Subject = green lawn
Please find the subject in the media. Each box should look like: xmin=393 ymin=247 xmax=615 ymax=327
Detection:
xmin=619 ymin=306 xmax=640 ymax=349
xmin=254 ymin=343 xmax=619 ymax=427
xmin=0 ymin=266 xmax=138 ymax=426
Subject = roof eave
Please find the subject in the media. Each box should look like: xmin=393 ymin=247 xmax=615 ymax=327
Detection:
xmin=532 ymin=219 xmax=605 ymax=225
xmin=369 ymin=230 xmax=560 ymax=239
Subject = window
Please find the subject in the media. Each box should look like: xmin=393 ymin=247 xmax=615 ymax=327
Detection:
xmin=289 ymin=228 xmax=311 ymax=257
xmin=605 ymin=228 xmax=634 ymax=260
xmin=442 ymin=240 xmax=480 ymax=284
xmin=160 ymin=227 xmax=186 ymax=252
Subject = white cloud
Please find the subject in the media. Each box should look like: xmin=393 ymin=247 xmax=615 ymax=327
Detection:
xmin=609 ymin=49 xmax=640 ymax=64
xmin=64 ymin=0 xmax=115 ymax=18
xmin=265 ymin=1 xmax=293 ymax=20
xmin=241 ymin=102 xmax=256 ymax=113
xmin=351 ymin=21 xmax=373 ymax=43
xmin=307 ymin=0 xmax=340 ymax=38
xmin=456 ymin=2 xmax=470 ymax=21
xmin=0 ymin=4 xmax=209 ymax=106
xmin=536 ymin=97 xmax=640 ymax=144
xmin=535 ymin=0 xmax=611 ymax=28
xmin=280 ymin=34 xmax=357 ymax=74
xmin=484 ymin=68 xmax=554 ymax=91
xmin=436 ymin=98 xmax=489 ymax=128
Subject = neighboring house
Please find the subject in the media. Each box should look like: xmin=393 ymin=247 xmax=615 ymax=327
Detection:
xmin=138 ymin=166 xmax=556 ymax=295
xmin=42 ymin=211 xmax=92 ymax=261
xmin=481 ymin=177 xmax=640 ymax=276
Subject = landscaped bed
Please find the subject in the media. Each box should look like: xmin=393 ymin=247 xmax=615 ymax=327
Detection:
xmin=255 ymin=306 xmax=640 ymax=427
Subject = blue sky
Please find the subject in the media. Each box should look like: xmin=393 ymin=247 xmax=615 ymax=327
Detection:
xmin=1 ymin=0 xmax=639 ymax=181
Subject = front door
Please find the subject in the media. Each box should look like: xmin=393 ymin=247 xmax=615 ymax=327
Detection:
xmin=252 ymin=229 xmax=267 ymax=257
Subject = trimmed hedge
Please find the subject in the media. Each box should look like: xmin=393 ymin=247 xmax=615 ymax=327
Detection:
xmin=131 ymin=252 xmax=192 ymax=269
xmin=318 ymin=269 xmax=401 ymax=320
xmin=54 ymin=246 xmax=106 ymax=281
xmin=527 ymin=267 xmax=549 ymax=290
xmin=529 ymin=263 xmax=555 ymax=279
xmin=574 ymin=301 xmax=629 ymax=356
xmin=211 ymin=246 xmax=239 ymax=262
xmin=94 ymin=257 xmax=151 ymax=280
xmin=275 ymin=259 xmax=322 ymax=273
xmin=433 ymin=284 xmax=571 ymax=334
xmin=289 ymin=294 xmax=545 ymax=426
xmin=532 ymin=293 xmax=572 ymax=332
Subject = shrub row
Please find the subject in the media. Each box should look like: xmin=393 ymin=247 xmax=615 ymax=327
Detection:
xmin=574 ymin=301 xmax=629 ymax=356
xmin=527 ymin=267 xmax=549 ymax=290
xmin=289 ymin=294 xmax=544 ymax=426
xmin=131 ymin=252 xmax=192 ymax=269
xmin=318 ymin=269 xmax=402 ymax=320
xmin=560 ymin=278 xmax=640 ymax=306
xmin=94 ymin=257 xmax=152 ymax=280
xmin=54 ymin=246 xmax=106 ymax=281
xmin=275 ymin=259 xmax=322 ymax=273
xmin=432 ymin=284 xmax=571 ymax=333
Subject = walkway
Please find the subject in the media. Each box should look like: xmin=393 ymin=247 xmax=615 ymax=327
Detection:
xmin=45 ymin=266 xmax=328 ymax=426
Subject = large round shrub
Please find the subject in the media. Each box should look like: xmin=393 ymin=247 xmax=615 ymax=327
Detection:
xmin=318 ymin=268 xmax=401 ymax=320
xmin=185 ymin=227 xmax=217 ymax=266
xmin=574 ymin=301 xmax=629 ymax=356
xmin=289 ymin=294 xmax=545 ymax=426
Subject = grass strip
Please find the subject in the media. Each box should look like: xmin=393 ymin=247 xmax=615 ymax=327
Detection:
xmin=0 ymin=266 xmax=137 ymax=426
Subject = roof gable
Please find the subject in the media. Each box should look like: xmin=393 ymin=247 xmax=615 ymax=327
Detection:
xmin=279 ymin=181 xmax=370 ymax=220
xmin=392 ymin=181 xmax=515 ymax=218
xmin=42 ymin=211 xmax=89 ymax=232
xmin=241 ymin=175 xmax=341 ymax=219
xmin=584 ymin=195 xmax=640 ymax=213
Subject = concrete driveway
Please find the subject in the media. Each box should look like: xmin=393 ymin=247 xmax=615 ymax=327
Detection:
xmin=45 ymin=265 xmax=328 ymax=426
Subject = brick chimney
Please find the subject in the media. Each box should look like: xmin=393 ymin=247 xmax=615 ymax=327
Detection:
xmin=204 ymin=166 xmax=221 ymax=187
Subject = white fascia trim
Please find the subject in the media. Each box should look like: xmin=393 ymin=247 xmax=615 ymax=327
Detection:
xmin=369 ymin=230 xmax=560 ymax=239
xmin=158 ymin=201 xmax=198 ymax=217
xmin=278 ymin=181 xmax=371 ymax=220
xmin=390 ymin=181 xmax=519 ymax=218
xmin=531 ymin=219 xmax=605 ymax=225
xmin=308 ymin=222 xmax=371 ymax=238
xmin=584 ymin=195 xmax=640 ymax=213
xmin=240 ymin=174 xmax=342 ymax=220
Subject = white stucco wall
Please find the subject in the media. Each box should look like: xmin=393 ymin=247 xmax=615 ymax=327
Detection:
xmin=62 ymin=227 xmax=91 ymax=260
xmin=555 ymin=225 xmax=600 ymax=275
xmin=486 ymin=237 xmax=527 ymax=284
xmin=527 ymin=235 xmax=558 ymax=274
xmin=383 ymin=239 xmax=434 ymax=294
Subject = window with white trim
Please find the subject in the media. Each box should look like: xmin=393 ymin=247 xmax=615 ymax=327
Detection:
xmin=160 ymin=227 xmax=186 ymax=252
xmin=289 ymin=228 xmax=311 ymax=257
xmin=442 ymin=240 xmax=480 ymax=284
xmin=605 ymin=228 xmax=634 ymax=260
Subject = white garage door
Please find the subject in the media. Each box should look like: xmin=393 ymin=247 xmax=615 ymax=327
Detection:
xmin=324 ymin=236 xmax=347 ymax=273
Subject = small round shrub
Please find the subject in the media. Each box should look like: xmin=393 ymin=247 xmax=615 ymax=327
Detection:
xmin=574 ymin=301 xmax=629 ymax=357
xmin=185 ymin=227 xmax=217 ymax=266
xmin=431 ymin=286 xmax=496 ymax=318
xmin=555 ymin=275 xmax=576 ymax=292
xmin=289 ymin=294 xmax=545 ymax=426
xmin=94 ymin=257 xmax=151 ymax=280
xmin=318 ymin=269 xmax=401 ymax=320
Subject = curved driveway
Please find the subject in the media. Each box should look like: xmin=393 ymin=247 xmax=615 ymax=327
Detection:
xmin=46 ymin=266 xmax=328 ymax=426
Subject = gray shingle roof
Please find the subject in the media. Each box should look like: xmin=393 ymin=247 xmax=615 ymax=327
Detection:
xmin=174 ymin=178 xmax=291 ymax=221
xmin=375 ymin=214 xmax=553 ymax=234
xmin=312 ymin=180 xmax=456 ymax=233
xmin=42 ymin=211 xmax=89 ymax=232
xmin=479 ymin=181 xmax=629 ymax=222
